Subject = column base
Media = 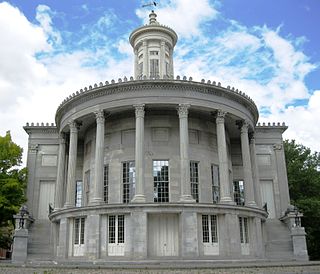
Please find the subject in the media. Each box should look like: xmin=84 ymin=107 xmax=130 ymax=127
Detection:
xmin=89 ymin=198 xmax=103 ymax=206
xmin=63 ymin=203 xmax=74 ymax=208
xmin=219 ymin=196 xmax=235 ymax=205
xmin=131 ymin=194 xmax=146 ymax=203
xmin=179 ymin=195 xmax=196 ymax=203
xmin=246 ymin=201 xmax=258 ymax=207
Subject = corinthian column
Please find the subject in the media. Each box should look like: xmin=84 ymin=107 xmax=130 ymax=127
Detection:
xmin=250 ymin=133 xmax=262 ymax=207
xmin=240 ymin=121 xmax=256 ymax=207
xmin=132 ymin=104 xmax=146 ymax=203
xmin=64 ymin=120 xmax=78 ymax=208
xmin=178 ymin=104 xmax=195 ymax=203
xmin=90 ymin=110 xmax=105 ymax=205
xmin=54 ymin=133 xmax=66 ymax=210
xmin=215 ymin=110 xmax=233 ymax=204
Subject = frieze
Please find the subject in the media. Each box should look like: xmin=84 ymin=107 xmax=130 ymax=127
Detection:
xmin=55 ymin=80 xmax=259 ymax=127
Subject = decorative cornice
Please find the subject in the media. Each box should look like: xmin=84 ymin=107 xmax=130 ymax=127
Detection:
xmin=55 ymin=80 xmax=259 ymax=128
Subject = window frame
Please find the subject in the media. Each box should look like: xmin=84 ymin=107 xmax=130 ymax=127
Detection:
xmin=153 ymin=160 xmax=169 ymax=203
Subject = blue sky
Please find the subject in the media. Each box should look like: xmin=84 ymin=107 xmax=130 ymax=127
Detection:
xmin=0 ymin=0 xmax=319 ymax=163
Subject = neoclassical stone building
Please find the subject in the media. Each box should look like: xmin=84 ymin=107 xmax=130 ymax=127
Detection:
xmin=19 ymin=11 xmax=308 ymax=262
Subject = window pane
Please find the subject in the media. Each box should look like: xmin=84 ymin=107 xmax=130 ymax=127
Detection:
xmin=118 ymin=215 xmax=125 ymax=244
xmin=202 ymin=215 xmax=209 ymax=243
xmin=123 ymin=161 xmax=135 ymax=203
xmin=153 ymin=160 xmax=169 ymax=203
xmin=211 ymin=165 xmax=220 ymax=203
xmin=104 ymin=165 xmax=109 ymax=203
xmin=108 ymin=216 xmax=116 ymax=243
xmin=75 ymin=181 xmax=82 ymax=207
xmin=74 ymin=218 xmax=79 ymax=244
xmin=80 ymin=218 xmax=85 ymax=244
xmin=190 ymin=161 xmax=199 ymax=202
xmin=234 ymin=180 xmax=245 ymax=206
xmin=210 ymin=215 xmax=218 ymax=243
xmin=150 ymin=59 xmax=159 ymax=78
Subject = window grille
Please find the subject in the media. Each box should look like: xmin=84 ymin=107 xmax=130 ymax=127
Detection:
xmin=75 ymin=180 xmax=82 ymax=207
xmin=150 ymin=59 xmax=159 ymax=78
xmin=234 ymin=180 xmax=245 ymax=206
xmin=104 ymin=165 xmax=109 ymax=203
xmin=74 ymin=217 xmax=85 ymax=245
xmin=239 ymin=217 xmax=249 ymax=243
xmin=122 ymin=161 xmax=135 ymax=203
xmin=85 ymin=170 xmax=90 ymax=205
xmin=211 ymin=164 xmax=220 ymax=203
xmin=190 ymin=161 xmax=199 ymax=202
xmin=202 ymin=215 xmax=218 ymax=243
xmin=153 ymin=160 xmax=169 ymax=202
xmin=108 ymin=215 xmax=125 ymax=244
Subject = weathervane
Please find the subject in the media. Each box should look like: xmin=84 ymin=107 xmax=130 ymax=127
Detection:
xmin=142 ymin=1 xmax=158 ymax=9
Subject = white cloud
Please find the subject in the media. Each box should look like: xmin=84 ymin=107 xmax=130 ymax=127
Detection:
xmin=136 ymin=0 xmax=218 ymax=38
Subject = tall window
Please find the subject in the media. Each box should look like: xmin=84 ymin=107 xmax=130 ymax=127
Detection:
xmin=190 ymin=161 xmax=199 ymax=202
xmin=150 ymin=59 xmax=159 ymax=78
xmin=153 ymin=160 xmax=169 ymax=202
xmin=239 ymin=217 xmax=249 ymax=244
xmin=211 ymin=164 xmax=220 ymax=203
xmin=85 ymin=170 xmax=90 ymax=205
xmin=122 ymin=161 xmax=135 ymax=203
xmin=75 ymin=180 xmax=82 ymax=207
xmin=202 ymin=215 xmax=218 ymax=243
xmin=138 ymin=62 xmax=143 ymax=79
xmin=108 ymin=215 xmax=124 ymax=244
xmin=234 ymin=180 xmax=245 ymax=206
xmin=104 ymin=165 xmax=109 ymax=203
xmin=74 ymin=217 xmax=85 ymax=245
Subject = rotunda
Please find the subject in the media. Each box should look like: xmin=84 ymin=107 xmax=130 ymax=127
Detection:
xmin=19 ymin=11 xmax=308 ymax=262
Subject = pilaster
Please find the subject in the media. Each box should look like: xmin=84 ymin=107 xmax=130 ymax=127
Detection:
xmin=250 ymin=133 xmax=262 ymax=207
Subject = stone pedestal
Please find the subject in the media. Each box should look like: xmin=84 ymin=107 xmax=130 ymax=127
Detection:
xmin=12 ymin=229 xmax=28 ymax=262
xmin=291 ymin=227 xmax=308 ymax=261
xmin=181 ymin=212 xmax=199 ymax=257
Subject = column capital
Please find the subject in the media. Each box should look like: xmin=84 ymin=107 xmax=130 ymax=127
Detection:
xmin=58 ymin=133 xmax=66 ymax=144
xmin=161 ymin=40 xmax=166 ymax=46
xmin=215 ymin=109 xmax=227 ymax=124
xmin=94 ymin=109 xmax=105 ymax=124
xmin=142 ymin=40 xmax=147 ymax=46
xmin=177 ymin=104 xmax=190 ymax=118
xmin=68 ymin=120 xmax=80 ymax=133
xmin=237 ymin=120 xmax=250 ymax=134
xmin=134 ymin=104 xmax=145 ymax=118
xmin=249 ymin=131 xmax=256 ymax=144
xmin=273 ymin=143 xmax=283 ymax=150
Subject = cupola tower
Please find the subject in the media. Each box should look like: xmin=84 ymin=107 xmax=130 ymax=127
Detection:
xmin=129 ymin=11 xmax=178 ymax=80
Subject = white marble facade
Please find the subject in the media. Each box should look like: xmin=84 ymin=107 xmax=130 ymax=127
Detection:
xmin=21 ymin=11 xmax=308 ymax=262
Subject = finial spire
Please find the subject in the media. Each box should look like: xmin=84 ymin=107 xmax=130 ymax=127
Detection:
xmin=149 ymin=10 xmax=158 ymax=24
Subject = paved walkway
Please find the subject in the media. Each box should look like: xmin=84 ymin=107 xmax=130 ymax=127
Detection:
xmin=1 ymin=260 xmax=320 ymax=274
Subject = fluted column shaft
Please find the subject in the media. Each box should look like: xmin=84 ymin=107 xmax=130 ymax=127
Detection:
xmin=90 ymin=110 xmax=105 ymax=205
xmin=250 ymin=134 xmax=262 ymax=207
xmin=132 ymin=104 xmax=146 ymax=203
xmin=160 ymin=40 xmax=166 ymax=78
xmin=134 ymin=49 xmax=138 ymax=79
xmin=142 ymin=41 xmax=148 ymax=77
xmin=64 ymin=121 xmax=78 ymax=208
xmin=54 ymin=133 xmax=66 ymax=209
xmin=240 ymin=121 xmax=257 ymax=207
xmin=178 ymin=104 xmax=195 ymax=202
xmin=216 ymin=110 xmax=233 ymax=204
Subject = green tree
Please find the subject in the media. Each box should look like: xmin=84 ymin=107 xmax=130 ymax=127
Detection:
xmin=0 ymin=131 xmax=27 ymax=249
xmin=284 ymin=139 xmax=320 ymax=260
